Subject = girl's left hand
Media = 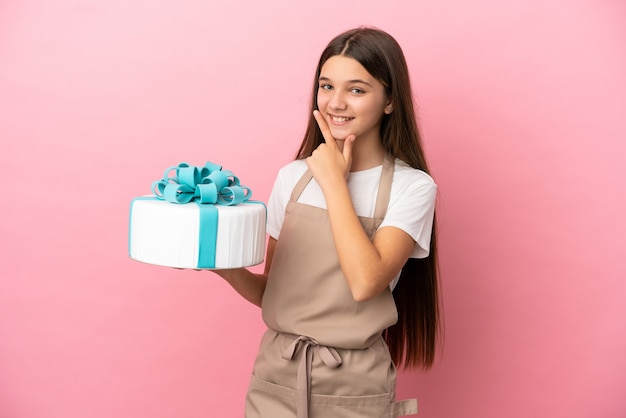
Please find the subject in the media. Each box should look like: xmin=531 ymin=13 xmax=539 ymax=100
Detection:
xmin=306 ymin=110 xmax=356 ymax=190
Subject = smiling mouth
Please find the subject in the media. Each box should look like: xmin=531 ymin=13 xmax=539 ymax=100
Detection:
xmin=330 ymin=115 xmax=354 ymax=123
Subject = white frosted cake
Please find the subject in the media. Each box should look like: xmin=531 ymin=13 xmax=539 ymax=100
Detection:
xmin=129 ymin=162 xmax=267 ymax=269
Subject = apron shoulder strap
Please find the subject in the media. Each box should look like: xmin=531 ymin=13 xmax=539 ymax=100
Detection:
xmin=373 ymin=154 xmax=395 ymax=222
xmin=290 ymin=167 xmax=313 ymax=202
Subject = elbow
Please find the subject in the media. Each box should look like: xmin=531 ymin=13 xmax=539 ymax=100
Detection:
xmin=345 ymin=268 xmax=391 ymax=303
xmin=351 ymin=290 xmax=375 ymax=303
xmin=349 ymin=279 xmax=384 ymax=303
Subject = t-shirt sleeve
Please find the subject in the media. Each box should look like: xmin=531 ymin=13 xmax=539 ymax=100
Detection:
xmin=379 ymin=174 xmax=437 ymax=259
xmin=266 ymin=171 xmax=286 ymax=240
xmin=266 ymin=161 xmax=307 ymax=239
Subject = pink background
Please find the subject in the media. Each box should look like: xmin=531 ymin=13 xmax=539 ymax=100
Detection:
xmin=1 ymin=1 xmax=625 ymax=417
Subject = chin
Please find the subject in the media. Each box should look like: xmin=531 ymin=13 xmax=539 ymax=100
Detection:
xmin=328 ymin=129 xmax=350 ymax=142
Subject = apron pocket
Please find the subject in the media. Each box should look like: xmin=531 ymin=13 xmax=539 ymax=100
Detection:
xmin=309 ymin=391 xmax=394 ymax=418
xmin=246 ymin=374 xmax=416 ymax=418
xmin=246 ymin=374 xmax=296 ymax=417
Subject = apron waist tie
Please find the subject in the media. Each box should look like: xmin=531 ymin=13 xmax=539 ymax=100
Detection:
xmin=281 ymin=335 xmax=342 ymax=418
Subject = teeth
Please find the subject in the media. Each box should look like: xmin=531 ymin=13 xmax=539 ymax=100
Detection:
xmin=332 ymin=116 xmax=352 ymax=122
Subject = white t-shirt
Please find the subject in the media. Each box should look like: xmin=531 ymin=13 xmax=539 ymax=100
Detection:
xmin=267 ymin=158 xmax=437 ymax=259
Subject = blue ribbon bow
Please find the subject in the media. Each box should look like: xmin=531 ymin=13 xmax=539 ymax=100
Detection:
xmin=151 ymin=161 xmax=252 ymax=206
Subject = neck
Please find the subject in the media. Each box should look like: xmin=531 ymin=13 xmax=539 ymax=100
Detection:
xmin=342 ymin=137 xmax=386 ymax=172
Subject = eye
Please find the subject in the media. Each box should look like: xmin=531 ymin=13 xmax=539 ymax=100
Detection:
xmin=319 ymin=83 xmax=333 ymax=91
xmin=351 ymin=87 xmax=365 ymax=94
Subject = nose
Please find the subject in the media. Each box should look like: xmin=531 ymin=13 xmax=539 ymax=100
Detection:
xmin=328 ymin=90 xmax=347 ymax=111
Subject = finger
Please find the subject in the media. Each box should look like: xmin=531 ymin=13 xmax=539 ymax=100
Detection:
xmin=342 ymin=134 xmax=356 ymax=163
xmin=313 ymin=110 xmax=337 ymax=149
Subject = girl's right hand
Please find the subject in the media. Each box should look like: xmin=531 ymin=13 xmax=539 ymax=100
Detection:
xmin=306 ymin=110 xmax=356 ymax=191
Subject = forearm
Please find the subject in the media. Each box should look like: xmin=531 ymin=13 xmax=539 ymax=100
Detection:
xmin=213 ymin=268 xmax=267 ymax=307
xmin=324 ymin=183 xmax=390 ymax=302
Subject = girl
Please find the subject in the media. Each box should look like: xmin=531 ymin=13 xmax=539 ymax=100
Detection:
xmin=216 ymin=26 xmax=441 ymax=418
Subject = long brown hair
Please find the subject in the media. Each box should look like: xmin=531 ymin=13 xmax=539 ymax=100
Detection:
xmin=295 ymin=27 xmax=442 ymax=369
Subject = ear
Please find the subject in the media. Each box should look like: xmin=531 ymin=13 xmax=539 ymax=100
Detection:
xmin=384 ymin=102 xmax=393 ymax=114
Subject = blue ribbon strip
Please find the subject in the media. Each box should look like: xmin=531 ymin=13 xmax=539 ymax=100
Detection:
xmin=150 ymin=162 xmax=253 ymax=268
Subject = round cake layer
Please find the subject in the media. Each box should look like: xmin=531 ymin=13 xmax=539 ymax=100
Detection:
xmin=129 ymin=197 xmax=266 ymax=269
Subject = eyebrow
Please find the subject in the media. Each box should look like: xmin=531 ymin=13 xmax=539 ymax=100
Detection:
xmin=318 ymin=76 xmax=373 ymax=87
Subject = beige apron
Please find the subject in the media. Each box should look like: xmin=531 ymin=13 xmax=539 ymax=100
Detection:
xmin=246 ymin=155 xmax=418 ymax=418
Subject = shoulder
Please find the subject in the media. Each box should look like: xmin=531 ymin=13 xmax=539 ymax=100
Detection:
xmin=267 ymin=159 xmax=309 ymax=239
xmin=392 ymin=159 xmax=437 ymax=196
xmin=276 ymin=159 xmax=309 ymax=182
xmin=270 ymin=159 xmax=309 ymax=199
